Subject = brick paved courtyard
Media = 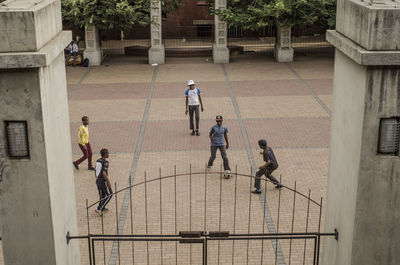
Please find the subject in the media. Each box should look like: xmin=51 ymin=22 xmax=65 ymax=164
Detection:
xmin=71 ymin=54 xmax=333 ymax=265
xmin=0 ymin=54 xmax=334 ymax=265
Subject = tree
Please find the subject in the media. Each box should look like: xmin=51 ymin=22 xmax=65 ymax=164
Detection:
xmin=317 ymin=0 xmax=336 ymax=30
xmin=61 ymin=0 xmax=183 ymax=30
xmin=210 ymin=0 xmax=336 ymax=30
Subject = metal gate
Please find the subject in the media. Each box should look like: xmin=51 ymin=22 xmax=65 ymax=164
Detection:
xmin=67 ymin=165 xmax=337 ymax=265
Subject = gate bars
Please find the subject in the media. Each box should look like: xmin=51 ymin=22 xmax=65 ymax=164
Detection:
xmin=67 ymin=164 xmax=338 ymax=265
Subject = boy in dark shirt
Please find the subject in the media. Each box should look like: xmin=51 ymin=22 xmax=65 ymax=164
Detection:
xmin=94 ymin=149 xmax=113 ymax=216
xmin=252 ymin=139 xmax=283 ymax=194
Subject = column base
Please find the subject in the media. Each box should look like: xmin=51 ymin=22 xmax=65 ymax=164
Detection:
xmin=274 ymin=44 xmax=294 ymax=62
xmin=213 ymin=45 xmax=229 ymax=64
xmin=148 ymin=45 xmax=165 ymax=65
xmin=84 ymin=48 xmax=102 ymax=66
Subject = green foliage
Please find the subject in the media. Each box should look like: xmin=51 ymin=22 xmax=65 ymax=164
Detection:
xmin=62 ymin=0 xmax=183 ymax=29
xmin=210 ymin=0 xmax=336 ymax=30
xmin=319 ymin=0 xmax=336 ymax=29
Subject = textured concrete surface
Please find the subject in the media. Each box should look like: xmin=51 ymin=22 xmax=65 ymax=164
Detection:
xmin=0 ymin=2 xmax=80 ymax=264
xmin=327 ymin=30 xmax=400 ymax=66
xmin=325 ymin=29 xmax=400 ymax=265
xmin=336 ymin=0 xmax=400 ymax=51
xmin=324 ymin=2 xmax=400 ymax=263
xmin=0 ymin=0 xmax=63 ymax=52
xmin=0 ymin=54 xmax=334 ymax=265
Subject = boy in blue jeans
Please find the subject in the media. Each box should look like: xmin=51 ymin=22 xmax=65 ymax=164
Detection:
xmin=207 ymin=115 xmax=231 ymax=176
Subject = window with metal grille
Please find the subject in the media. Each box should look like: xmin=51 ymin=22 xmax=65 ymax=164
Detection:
xmin=4 ymin=121 xmax=30 ymax=159
xmin=377 ymin=117 xmax=400 ymax=155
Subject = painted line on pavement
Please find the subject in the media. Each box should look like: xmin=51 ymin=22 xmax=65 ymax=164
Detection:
xmin=67 ymin=67 xmax=91 ymax=100
xmin=285 ymin=63 xmax=332 ymax=117
xmin=221 ymin=64 xmax=286 ymax=265
xmin=108 ymin=66 xmax=158 ymax=265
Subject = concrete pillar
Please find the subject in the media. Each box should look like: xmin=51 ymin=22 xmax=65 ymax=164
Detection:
xmin=213 ymin=0 xmax=229 ymax=63
xmin=0 ymin=1 xmax=81 ymax=265
xmin=84 ymin=25 xmax=102 ymax=66
xmin=274 ymin=26 xmax=294 ymax=62
xmin=323 ymin=1 xmax=400 ymax=265
xmin=148 ymin=0 xmax=165 ymax=65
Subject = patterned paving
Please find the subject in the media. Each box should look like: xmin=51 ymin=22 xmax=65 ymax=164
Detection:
xmin=0 ymin=54 xmax=335 ymax=265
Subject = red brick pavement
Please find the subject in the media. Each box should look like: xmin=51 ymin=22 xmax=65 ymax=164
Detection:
xmin=303 ymin=79 xmax=333 ymax=95
xmin=141 ymin=120 xmax=246 ymax=152
xmin=231 ymin=80 xmax=308 ymax=97
xmin=70 ymin=83 xmax=151 ymax=100
xmin=245 ymin=118 xmax=331 ymax=148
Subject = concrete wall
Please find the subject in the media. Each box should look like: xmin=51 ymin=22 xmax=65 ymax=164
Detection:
xmin=336 ymin=0 xmax=400 ymax=51
xmin=0 ymin=69 xmax=57 ymax=264
xmin=352 ymin=67 xmax=400 ymax=265
xmin=39 ymin=52 xmax=80 ymax=265
xmin=324 ymin=51 xmax=400 ymax=265
xmin=0 ymin=54 xmax=80 ymax=265
xmin=323 ymin=49 xmax=367 ymax=265
xmin=0 ymin=0 xmax=62 ymax=52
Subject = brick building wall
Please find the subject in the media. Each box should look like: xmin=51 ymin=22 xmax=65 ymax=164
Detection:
xmin=162 ymin=0 xmax=213 ymax=38
xmin=101 ymin=0 xmax=213 ymax=40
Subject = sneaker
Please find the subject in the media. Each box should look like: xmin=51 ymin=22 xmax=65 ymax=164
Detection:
xmin=95 ymin=209 xmax=102 ymax=216
xmin=102 ymin=208 xmax=109 ymax=212
xmin=275 ymin=183 xmax=283 ymax=189
xmin=195 ymin=130 xmax=200 ymax=136
xmin=88 ymin=166 xmax=95 ymax=171
xmin=251 ymin=189 xmax=262 ymax=194
xmin=207 ymin=165 xmax=212 ymax=169
xmin=191 ymin=130 xmax=195 ymax=135
xmin=73 ymin=162 xmax=79 ymax=170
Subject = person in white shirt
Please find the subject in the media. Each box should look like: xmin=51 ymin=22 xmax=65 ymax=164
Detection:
xmin=185 ymin=80 xmax=204 ymax=136
xmin=65 ymin=40 xmax=79 ymax=66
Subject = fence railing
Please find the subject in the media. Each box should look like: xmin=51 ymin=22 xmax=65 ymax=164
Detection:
xmin=67 ymin=165 xmax=338 ymax=265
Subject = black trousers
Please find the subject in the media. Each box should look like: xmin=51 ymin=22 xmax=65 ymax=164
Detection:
xmin=254 ymin=165 xmax=279 ymax=190
xmin=189 ymin=105 xmax=199 ymax=130
xmin=96 ymin=178 xmax=113 ymax=211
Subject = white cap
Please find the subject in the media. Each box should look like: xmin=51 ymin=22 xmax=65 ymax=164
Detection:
xmin=187 ymin=80 xmax=195 ymax=86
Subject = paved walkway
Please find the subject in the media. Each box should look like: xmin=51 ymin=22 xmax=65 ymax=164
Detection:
xmin=9 ymin=54 xmax=334 ymax=265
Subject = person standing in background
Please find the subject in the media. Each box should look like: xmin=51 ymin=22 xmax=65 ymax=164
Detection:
xmin=185 ymin=80 xmax=204 ymax=136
